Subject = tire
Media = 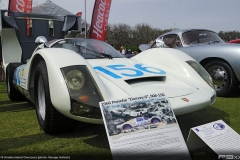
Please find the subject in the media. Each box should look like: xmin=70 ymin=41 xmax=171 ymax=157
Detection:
xmin=34 ymin=61 xmax=72 ymax=134
xmin=205 ymin=60 xmax=239 ymax=97
xmin=6 ymin=63 xmax=26 ymax=101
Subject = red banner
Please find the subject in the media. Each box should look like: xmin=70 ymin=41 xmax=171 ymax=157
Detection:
xmin=89 ymin=0 xmax=112 ymax=41
xmin=8 ymin=0 xmax=33 ymax=36
xmin=8 ymin=0 xmax=32 ymax=13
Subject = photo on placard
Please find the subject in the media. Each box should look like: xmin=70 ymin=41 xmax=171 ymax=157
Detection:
xmin=102 ymin=97 xmax=177 ymax=137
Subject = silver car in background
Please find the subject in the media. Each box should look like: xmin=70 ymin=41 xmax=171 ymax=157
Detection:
xmin=140 ymin=29 xmax=240 ymax=97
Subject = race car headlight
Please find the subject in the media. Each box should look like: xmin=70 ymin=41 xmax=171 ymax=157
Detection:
xmin=186 ymin=61 xmax=214 ymax=89
xmin=61 ymin=65 xmax=104 ymax=119
xmin=65 ymin=70 xmax=85 ymax=90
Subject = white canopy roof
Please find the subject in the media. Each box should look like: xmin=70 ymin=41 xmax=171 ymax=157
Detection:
xmin=32 ymin=0 xmax=87 ymax=26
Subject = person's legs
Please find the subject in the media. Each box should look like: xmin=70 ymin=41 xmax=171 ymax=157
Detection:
xmin=1 ymin=68 xmax=3 ymax=82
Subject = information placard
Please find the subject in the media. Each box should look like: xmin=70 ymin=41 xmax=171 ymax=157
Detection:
xmin=99 ymin=93 xmax=191 ymax=160
xmin=187 ymin=120 xmax=240 ymax=156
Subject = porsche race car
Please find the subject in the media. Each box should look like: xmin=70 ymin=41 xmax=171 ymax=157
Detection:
xmin=116 ymin=116 xmax=162 ymax=133
xmin=6 ymin=37 xmax=216 ymax=134
xmin=1 ymin=11 xmax=216 ymax=134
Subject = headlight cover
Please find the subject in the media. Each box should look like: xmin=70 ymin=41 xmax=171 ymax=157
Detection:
xmin=186 ymin=61 xmax=214 ymax=89
xmin=65 ymin=70 xmax=85 ymax=90
xmin=61 ymin=65 xmax=103 ymax=119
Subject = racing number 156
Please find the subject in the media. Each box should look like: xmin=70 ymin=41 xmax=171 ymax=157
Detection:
xmin=93 ymin=64 xmax=166 ymax=79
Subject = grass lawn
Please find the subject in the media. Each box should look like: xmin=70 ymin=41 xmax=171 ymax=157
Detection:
xmin=0 ymin=82 xmax=239 ymax=160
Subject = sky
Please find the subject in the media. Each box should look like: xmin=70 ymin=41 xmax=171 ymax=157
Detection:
xmin=1 ymin=0 xmax=240 ymax=33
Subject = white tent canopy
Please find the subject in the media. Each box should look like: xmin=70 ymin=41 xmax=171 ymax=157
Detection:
xmin=32 ymin=0 xmax=88 ymax=29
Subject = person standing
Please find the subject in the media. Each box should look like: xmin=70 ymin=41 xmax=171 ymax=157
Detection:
xmin=1 ymin=61 xmax=4 ymax=82
xmin=120 ymin=46 xmax=126 ymax=55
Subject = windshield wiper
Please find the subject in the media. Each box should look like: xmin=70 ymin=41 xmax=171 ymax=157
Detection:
xmin=100 ymin=52 xmax=112 ymax=59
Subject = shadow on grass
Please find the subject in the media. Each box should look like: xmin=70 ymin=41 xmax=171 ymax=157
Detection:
xmin=0 ymin=90 xmax=7 ymax=94
xmin=0 ymin=102 xmax=34 ymax=112
xmin=82 ymin=125 xmax=110 ymax=149
xmin=0 ymin=134 xmax=54 ymax=151
xmin=56 ymin=122 xmax=110 ymax=150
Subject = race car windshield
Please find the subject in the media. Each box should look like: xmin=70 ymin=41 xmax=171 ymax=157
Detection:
xmin=50 ymin=38 xmax=125 ymax=59
xmin=182 ymin=30 xmax=224 ymax=46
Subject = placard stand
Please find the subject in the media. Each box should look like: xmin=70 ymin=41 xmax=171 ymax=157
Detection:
xmin=187 ymin=120 xmax=240 ymax=157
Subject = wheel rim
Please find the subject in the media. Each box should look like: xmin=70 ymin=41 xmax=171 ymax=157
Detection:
xmin=207 ymin=65 xmax=228 ymax=92
xmin=37 ymin=75 xmax=46 ymax=121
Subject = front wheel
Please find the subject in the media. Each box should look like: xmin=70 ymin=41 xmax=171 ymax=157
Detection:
xmin=205 ymin=60 xmax=239 ymax=97
xmin=34 ymin=61 xmax=72 ymax=134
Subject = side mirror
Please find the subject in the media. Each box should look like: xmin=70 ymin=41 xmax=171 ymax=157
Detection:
xmin=35 ymin=36 xmax=49 ymax=48
xmin=155 ymin=38 xmax=168 ymax=48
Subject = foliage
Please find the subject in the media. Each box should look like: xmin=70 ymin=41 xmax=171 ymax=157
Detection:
xmin=106 ymin=23 xmax=172 ymax=50
xmin=0 ymin=82 xmax=239 ymax=159
xmin=104 ymin=23 xmax=240 ymax=49
xmin=125 ymin=46 xmax=140 ymax=53
xmin=218 ymin=30 xmax=240 ymax=42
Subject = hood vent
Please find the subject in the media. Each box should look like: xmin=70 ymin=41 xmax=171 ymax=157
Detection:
xmin=125 ymin=76 xmax=166 ymax=85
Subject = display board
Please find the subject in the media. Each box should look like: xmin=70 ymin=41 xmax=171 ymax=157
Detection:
xmin=187 ymin=120 xmax=240 ymax=158
xmin=99 ymin=93 xmax=191 ymax=160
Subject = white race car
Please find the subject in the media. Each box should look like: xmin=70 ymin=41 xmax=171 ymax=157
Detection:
xmin=111 ymin=107 xmax=148 ymax=120
xmin=1 ymin=11 xmax=216 ymax=134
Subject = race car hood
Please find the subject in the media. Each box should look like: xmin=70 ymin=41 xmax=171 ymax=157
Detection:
xmin=87 ymin=58 xmax=198 ymax=98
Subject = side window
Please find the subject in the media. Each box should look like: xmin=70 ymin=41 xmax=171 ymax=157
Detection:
xmin=175 ymin=36 xmax=182 ymax=47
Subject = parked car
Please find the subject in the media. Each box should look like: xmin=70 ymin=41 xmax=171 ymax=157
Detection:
xmin=140 ymin=29 xmax=240 ymax=97
xmin=111 ymin=107 xmax=148 ymax=120
xmin=228 ymin=39 xmax=240 ymax=44
xmin=116 ymin=116 xmax=162 ymax=132
xmin=2 ymin=11 xmax=216 ymax=134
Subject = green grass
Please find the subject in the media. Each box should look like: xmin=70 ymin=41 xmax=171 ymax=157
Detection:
xmin=0 ymin=82 xmax=239 ymax=160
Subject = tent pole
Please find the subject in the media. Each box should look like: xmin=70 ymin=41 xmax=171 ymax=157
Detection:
xmin=85 ymin=0 xmax=86 ymax=38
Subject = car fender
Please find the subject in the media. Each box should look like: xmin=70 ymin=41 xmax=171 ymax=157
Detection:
xmin=32 ymin=48 xmax=110 ymax=120
xmin=131 ymin=48 xmax=213 ymax=90
xmin=186 ymin=44 xmax=240 ymax=81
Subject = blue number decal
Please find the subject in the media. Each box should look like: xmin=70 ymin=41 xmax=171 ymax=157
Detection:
xmin=107 ymin=64 xmax=144 ymax=77
xmin=135 ymin=64 xmax=166 ymax=74
xmin=94 ymin=66 xmax=121 ymax=79
xmin=94 ymin=64 xmax=166 ymax=79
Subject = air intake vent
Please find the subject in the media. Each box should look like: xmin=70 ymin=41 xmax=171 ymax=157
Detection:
xmin=125 ymin=77 xmax=166 ymax=85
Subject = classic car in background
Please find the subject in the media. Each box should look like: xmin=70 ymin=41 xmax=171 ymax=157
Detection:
xmin=140 ymin=29 xmax=240 ymax=97
xmin=228 ymin=39 xmax=240 ymax=44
